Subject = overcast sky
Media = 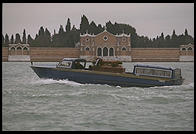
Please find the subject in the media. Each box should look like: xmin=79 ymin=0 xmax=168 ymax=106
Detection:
xmin=2 ymin=3 xmax=194 ymax=39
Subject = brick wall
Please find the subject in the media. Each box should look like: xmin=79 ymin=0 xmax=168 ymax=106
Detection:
xmin=30 ymin=47 xmax=80 ymax=62
xmin=131 ymin=48 xmax=180 ymax=62
xmin=2 ymin=47 xmax=8 ymax=62
xmin=2 ymin=47 xmax=184 ymax=62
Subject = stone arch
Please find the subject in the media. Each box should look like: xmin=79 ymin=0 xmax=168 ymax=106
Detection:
xmin=16 ymin=46 xmax=22 ymax=50
xmin=16 ymin=46 xmax=22 ymax=55
xmin=9 ymin=47 xmax=16 ymax=55
xmin=23 ymin=47 xmax=29 ymax=55
xmin=97 ymin=47 xmax=102 ymax=56
xmin=109 ymin=48 xmax=114 ymax=56
xmin=10 ymin=47 xmax=15 ymax=50
xmin=187 ymin=47 xmax=192 ymax=51
xmin=122 ymin=47 xmax=126 ymax=51
xmin=181 ymin=47 xmax=186 ymax=51
xmin=23 ymin=47 xmax=28 ymax=50
xmin=85 ymin=47 xmax=90 ymax=51
xmin=103 ymin=47 xmax=108 ymax=56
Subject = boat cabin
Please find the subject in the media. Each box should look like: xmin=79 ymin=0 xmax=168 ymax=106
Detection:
xmin=56 ymin=58 xmax=125 ymax=73
xmin=133 ymin=64 xmax=182 ymax=79
xmin=56 ymin=58 xmax=87 ymax=69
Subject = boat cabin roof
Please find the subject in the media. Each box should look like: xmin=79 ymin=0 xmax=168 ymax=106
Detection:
xmin=62 ymin=58 xmax=86 ymax=62
xmin=134 ymin=64 xmax=174 ymax=71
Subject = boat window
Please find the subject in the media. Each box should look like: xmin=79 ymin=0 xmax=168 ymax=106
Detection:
xmin=164 ymin=71 xmax=171 ymax=77
xmin=58 ymin=61 xmax=72 ymax=68
xmin=135 ymin=67 xmax=171 ymax=78
xmin=154 ymin=70 xmax=163 ymax=76
xmin=143 ymin=69 xmax=151 ymax=74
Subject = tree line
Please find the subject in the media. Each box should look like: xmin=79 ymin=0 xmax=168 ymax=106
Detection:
xmin=2 ymin=15 xmax=194 ymax=48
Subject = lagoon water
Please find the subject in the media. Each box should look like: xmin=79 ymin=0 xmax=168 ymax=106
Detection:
xmin=2 ymin=62 xmax=194 ymax=131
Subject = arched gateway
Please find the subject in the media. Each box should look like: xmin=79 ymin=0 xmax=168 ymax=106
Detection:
xmin=8 ymin=43 xmax=30 ymax=61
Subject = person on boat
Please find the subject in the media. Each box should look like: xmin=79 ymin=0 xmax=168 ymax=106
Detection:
xmin=75 ymin=61 xmax=84 ymax=69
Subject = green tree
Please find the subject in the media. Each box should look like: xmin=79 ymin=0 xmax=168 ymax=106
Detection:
xmin=165 ymin=35 xmax=171 ymax=47
xmin=66 ymin=18 xmax=71 ymax=32
xmin=97 ymin=24 xmax=104 ymax=33
xmin=15 ymin=33 xmax=21 ymax=44
xmin=58 ymin=25 xmax=64 ymax=34
xmin=38 ymin=26 xmax=45 ymax=36
xmin=2 ymin=34 xmax=5 ymax=46
xmin=106 ymin=21 xmax=113 ymax=33
xmin=184 ymin=28 xmax=194 ymax=44
xmin=44 ymin=28 xmax=51 ymax=46
xmin=89 ymin=21 xmax=98 ymax=34
xmin=27 ymin=34 xmax=33 ymax=45
xmin=10 ymin=34 xmax=14 ymax=44
xmin=80 ymin=15 xmax=90 ymax=34
xmin=184 ymin=28 xmax=188 ymax=36
xmin=171 ymin=30 xmax=177 ymax=47
xmin=4 ymin=34 xmax=9 ymax=46
xmin=22 ymin=29 xmax=27 ymax=44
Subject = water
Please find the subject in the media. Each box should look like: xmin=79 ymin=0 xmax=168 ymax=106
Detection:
xmin=2 ymin=62 xmax=194 ymax=131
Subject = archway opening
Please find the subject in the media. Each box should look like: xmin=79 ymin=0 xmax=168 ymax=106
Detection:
xmin=23 ymin=47 xmax=29 ymax=55
xmin=16 ymin=47 xmax=22 ymax=55
xmin=109 ymin=48 xmax=114 ymax=56
xmin=97 ymin=48 xmax=102 ymax=56
xmin=103 ymin=47 xmax=108 ymax=56
xmin=182 ymin=48 xmax=186 ymax=51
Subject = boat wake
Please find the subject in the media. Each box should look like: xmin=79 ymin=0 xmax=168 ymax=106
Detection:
xmin=30 ymin=77 xmax=194 ymax=90
xmin=31 ymin=78 xmax=83 ymax=87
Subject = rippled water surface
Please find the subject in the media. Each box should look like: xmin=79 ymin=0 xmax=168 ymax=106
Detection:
xmin=2 ymin=62 xmax=194 ymax=131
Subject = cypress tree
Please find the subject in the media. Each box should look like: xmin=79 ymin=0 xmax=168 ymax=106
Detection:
xmin=4 ymin=34 xmax=9 ymax=46
xmin=22 ymin=29 xmax=27 ymax=44
xmin=71 ymin=25 xmax=77 ymax=31
xmin=106 ymin=21 xmax=116 ymax=34
xmin=10 ymin=34 xmax=14 ymax=44
xmin=80 ymin=15 xmax=90 ymax=34
xmin=27 ymin=34 xmax=33 ymax=45
xmin=97 ymin=24 xmax=104 ymax=33
xmin=171 ymin=30 xmax=177 ymax=47
xmin=15 ymin=33 xmax=21 ymax=44
xmin=2 ymin=34 xmax=5 ymax=46
xmin=38 ymin=26 xmax=45 ymax=36
xmin=89 ymin=21 xmax=98 ymax=34
xmin=58 ymin=25 xmax=64 ymax=34
xmin=45 ymin=28 xmax=51 ymax=46
xmin=165 ymin=35 xmax=171 ymax=48
xmin=66 ymin=18 xmax=71 ymax=32
xmin=184 ymin=28 xmax=188 ymax=36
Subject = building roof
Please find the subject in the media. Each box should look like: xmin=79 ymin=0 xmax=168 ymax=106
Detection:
xmin=80 ymin=29 xmax=130 ymax=38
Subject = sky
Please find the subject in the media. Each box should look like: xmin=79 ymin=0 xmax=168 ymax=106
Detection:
xmin=2 ymin=3 xmax=194 ymax=39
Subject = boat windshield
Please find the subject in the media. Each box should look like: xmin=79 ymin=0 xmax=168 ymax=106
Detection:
xmin=57 ymin=60 xmax=72 ymax=68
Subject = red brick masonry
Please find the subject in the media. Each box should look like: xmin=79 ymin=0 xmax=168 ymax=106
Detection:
xmin=2 ymin=47 xmax=193 ymax=62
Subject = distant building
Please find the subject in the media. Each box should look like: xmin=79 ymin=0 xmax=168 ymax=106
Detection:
xmin=79 ymin=29 xmax=132 ymax=61
xmin=8 ymin=43 xmax=30 ymax=61
xmin=179 ymin=43 xmax=194 ymax=61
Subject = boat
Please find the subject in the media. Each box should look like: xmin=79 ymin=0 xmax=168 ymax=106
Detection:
xmin=30 ymin=58 xmax=184 ymax=87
